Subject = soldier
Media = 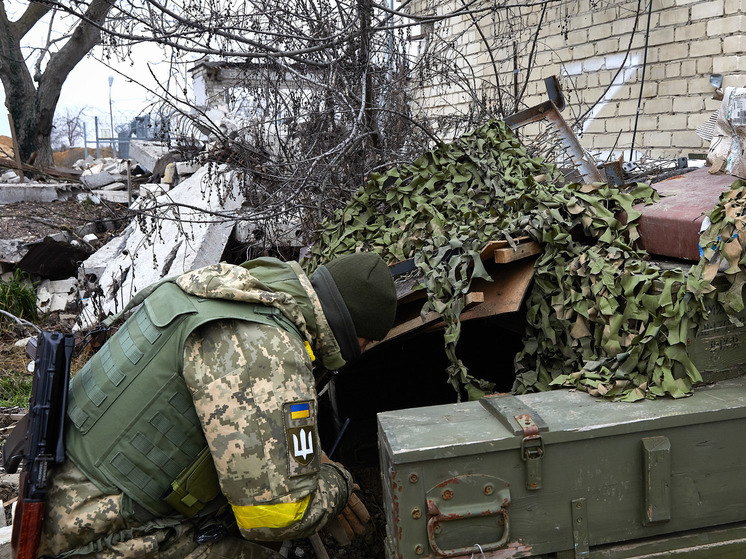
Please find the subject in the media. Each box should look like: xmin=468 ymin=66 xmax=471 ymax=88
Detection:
xmin=37 ymin=252 xmax=397 ymax=558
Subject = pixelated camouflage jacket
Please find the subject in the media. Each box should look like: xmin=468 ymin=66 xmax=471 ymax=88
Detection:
xmin=39 ymin=259 xmax=354 ymax=556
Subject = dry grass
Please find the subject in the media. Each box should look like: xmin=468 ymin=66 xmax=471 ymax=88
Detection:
xmin=0 ymin=340 xmax=28 ymax=376
xmin=0 ymin=135 xmax=13 ymax=158
xmin=53 ymin=146 xmax=114 ymax=169
xmin=0 ymin=337 xmax=32 ymax=408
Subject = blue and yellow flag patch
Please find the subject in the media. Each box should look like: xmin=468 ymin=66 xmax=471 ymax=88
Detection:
xmin=290 ymin=402 xmax=310 ymax=420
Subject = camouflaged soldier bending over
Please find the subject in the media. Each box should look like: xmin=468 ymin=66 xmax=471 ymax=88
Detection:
xmin=38 ymin=253 xmax=397 ymax=558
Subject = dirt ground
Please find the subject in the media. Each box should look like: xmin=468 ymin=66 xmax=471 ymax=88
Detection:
xmin=0 ymin=198 xmax=130 ymax=245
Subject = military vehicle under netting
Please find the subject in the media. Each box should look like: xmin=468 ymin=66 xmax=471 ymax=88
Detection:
xmin=373 ymin=167 xmax=746 ymax=559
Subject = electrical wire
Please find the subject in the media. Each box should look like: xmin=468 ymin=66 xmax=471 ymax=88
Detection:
xmin=629 ymin=0 xmax=653 ymax=161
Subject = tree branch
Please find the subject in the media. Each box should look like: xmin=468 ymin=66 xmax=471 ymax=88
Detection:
xmin=10 ymin=1 xmax=52 ymax=40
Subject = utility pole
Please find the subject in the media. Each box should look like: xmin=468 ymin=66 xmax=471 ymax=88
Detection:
xmin=108 ymin=75 xmax=116 ymax=158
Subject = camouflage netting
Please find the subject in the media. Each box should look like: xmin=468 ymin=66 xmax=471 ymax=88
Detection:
xmin=303 ymin=120 xmax=745 ymax=402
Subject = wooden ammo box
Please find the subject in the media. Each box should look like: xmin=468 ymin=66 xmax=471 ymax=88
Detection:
xmin=378 ymin=376 xmax=746 ymax=558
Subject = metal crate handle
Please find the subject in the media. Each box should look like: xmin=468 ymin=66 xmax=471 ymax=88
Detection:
xmin=426 ymin=500 xmax=510 ymax=557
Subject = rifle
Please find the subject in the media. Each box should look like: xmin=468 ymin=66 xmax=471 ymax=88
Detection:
xmin=2 ymin=332 xmax=74 ymax=559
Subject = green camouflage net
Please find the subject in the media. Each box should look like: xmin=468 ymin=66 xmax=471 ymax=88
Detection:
xmin=303 ymin=120 xmax=743 ymax=402
xmin=699 ymin=180 xmax=746 ymax=318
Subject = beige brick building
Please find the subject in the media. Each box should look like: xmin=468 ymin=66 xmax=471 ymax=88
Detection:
xmin=410 ymin=0 xmax=742 ymax=160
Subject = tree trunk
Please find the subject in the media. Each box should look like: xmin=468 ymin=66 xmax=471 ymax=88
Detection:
xmin=0 ymin=0 xmax=115 ymax=168
xmin=0 ymin=2 xmax=39 ymax=163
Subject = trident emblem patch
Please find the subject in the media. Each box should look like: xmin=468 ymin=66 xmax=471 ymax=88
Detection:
xmin=287 ymin=426 xmax=316 ymax=465
xmin=293 ymin=428 xmax=314 ymax=460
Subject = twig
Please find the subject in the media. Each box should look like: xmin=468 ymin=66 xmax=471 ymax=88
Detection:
xmin=0 ymin=311 xmax=40 ymax=334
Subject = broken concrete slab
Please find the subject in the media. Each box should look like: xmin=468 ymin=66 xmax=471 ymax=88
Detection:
xmin=76 ymin=192 xmax=101 ymax=204
xmin=176 ymin=161 xmax=201 ymax=176
xmin=139 ymin=183 xmax=170 ymax=197
xmin=89 ymin=190 xmax=130 ymax=204
xmin=0 ymin=239 xmax=28 ymax=264
xmin=78 ymin=228 xmax=131 ymax=284
xmin=73 ymin=156 xmax=95 ymax=170
xmin=83 ymin=233 xmax=99 ymax=246
xmin=0 ymin=525 xmax=11 ymax=557
xmin=129 ymin=140 xmax=171 ymax=173
xmin=37 ymin=278 xmax=78 ymax=314
xmin=77 ymin=165 xmax=245 ymax=329
xmin=84 ymin=162 xmax=105 ymax=174
xmin=80 ymin=170 xmax=119 ymax=189
xmin=0 ymin=185 xmax=60 ymax=204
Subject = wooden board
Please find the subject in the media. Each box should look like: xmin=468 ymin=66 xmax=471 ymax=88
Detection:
xmin=380 ymin=256 xmax=537 ymax=344
xmin=0 ymin=157 xmax=82 ymax=181
xmin=494 ymin=241 xmax=541 ymax=263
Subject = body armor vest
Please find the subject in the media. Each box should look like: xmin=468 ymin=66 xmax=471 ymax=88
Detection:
xmin=65 ymin=281 xmax=303 ymax=518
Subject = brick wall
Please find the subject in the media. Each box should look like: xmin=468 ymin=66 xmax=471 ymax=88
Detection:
xmin=411 ymin=0 xmax=745 ymax=160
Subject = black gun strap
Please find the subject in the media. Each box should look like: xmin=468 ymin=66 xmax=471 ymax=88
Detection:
xmin=2 ymin=414 xmax=28 ymax=474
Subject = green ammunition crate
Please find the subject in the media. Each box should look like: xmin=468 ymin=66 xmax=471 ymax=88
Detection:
xmin=378 ymin=376 xmax=746 ymax=558
xmin=690 ymin=298 xmax=746 ymax=383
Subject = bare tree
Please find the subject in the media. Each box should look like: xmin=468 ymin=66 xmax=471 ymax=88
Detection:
xmin=0 ymin=1 xmax=115 ymax=168
xmin=83 ymin=0 xmax=512 ymax=244
xmin=52 ymin=106 xmax=87 ymax=149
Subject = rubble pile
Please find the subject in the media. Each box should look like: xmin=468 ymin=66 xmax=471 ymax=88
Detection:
xmin=0 ymin=128 xmax=290 ymax=335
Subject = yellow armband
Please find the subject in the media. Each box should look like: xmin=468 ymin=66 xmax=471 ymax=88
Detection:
xmin=232 ymin=494 xmax=311 ymax=530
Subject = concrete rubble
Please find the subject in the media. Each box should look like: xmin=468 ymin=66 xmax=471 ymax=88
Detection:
xmin=129 ymin=139 xmax=172 ymax=173
xmin=37 ymin=278 xmax=79 ymax=314
xmin=0 ymin=129 xmax=232 ymax=331
xmin=76 ymin=164 xmax=245 ymax=329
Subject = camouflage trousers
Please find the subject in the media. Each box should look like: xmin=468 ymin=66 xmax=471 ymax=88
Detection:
xmin=38 ymin=461 xmax=284 ymax=559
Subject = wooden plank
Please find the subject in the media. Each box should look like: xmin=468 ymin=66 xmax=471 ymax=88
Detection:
xmin=394 ymin=236 xmax=538 ymax=303
xmin=381 ymin=291 xmax=485 ymax=343
xmin=7 ymin=114 xmax=23 ymax=181
xmin=426 ymin=257 xmax=536 ymax=330
xmin=493 ymin=241 xmax=541 ymax=263
xmin=380 ymin=256 xmax=536 ymax=345
xmin=0 ymin=157 xmax=82 ymax=181
xmin=478 ymin=236 xmax=532 ymax=260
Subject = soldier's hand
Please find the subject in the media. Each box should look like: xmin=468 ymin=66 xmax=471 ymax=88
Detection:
xmin=321 ymin=458 xmax=370 ymax=545
xmin=321 ymin=451 xmax=371 ymax=546
xmin=325 ymin=484 xmax=371 ymax=545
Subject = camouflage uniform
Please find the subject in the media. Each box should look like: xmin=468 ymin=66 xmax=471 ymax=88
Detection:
xmin=39 ymin=260 xmax=354 ymax=558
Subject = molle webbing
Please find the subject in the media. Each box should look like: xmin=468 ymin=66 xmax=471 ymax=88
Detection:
xmin=65 ymin=281 xmax=304 ymax=518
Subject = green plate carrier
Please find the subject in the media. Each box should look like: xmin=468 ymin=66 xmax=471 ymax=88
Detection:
xmin=65 ymin=281 xmax=304 ymax=519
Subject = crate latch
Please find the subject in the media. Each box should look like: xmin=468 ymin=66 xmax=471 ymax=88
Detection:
xmin=516 ymin=413 xmax=544 ymax=491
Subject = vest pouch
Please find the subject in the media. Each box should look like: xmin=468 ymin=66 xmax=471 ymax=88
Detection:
xmin=162 ymin=446 xmax=221 ymax=517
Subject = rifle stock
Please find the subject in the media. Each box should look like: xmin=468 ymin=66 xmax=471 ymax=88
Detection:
xmin=11 ymin=473 xmax=44 ymax=559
